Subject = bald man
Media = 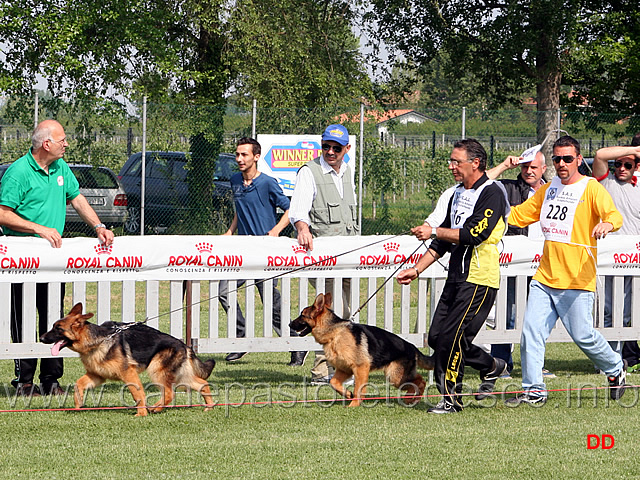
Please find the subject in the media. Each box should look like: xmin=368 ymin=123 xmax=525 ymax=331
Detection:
xmin=0 ymin=119 xmax=113 ymax=396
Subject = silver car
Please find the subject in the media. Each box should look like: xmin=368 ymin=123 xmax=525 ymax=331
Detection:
xmin=65 ymin=164 xmax=128 ymax=231
xmin=0 ymin=163 xmax=127 ymax=233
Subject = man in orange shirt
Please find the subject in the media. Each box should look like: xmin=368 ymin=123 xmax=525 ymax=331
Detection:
xmin=505 ymin=135 xmax=626 ymax=405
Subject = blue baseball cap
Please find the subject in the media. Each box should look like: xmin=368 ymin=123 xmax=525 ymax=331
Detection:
xmin=321 ymin=124 xmax=350 ymax=146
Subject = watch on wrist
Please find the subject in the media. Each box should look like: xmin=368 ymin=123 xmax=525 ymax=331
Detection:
xmin=94 ymin=223 xmax=106 ymax=230
xmin=430 ymin=228 xmax=437 ymax=240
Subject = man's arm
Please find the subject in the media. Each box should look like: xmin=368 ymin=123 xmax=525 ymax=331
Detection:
xmin=486 ymin=156 xmax=521 ymax=180
xmin=424 ymin=185 xmax=456 ymax=227
xmin=397 ymin=248 xmax=440 ymax=285
xmin=289 ymin=166 xmax=316 ymax=250
xmin=268 ymin=209 xmax=290 ymax=237
xmin=224 ymin=213 xmax=238 ymax=235
xmin=593 ymin=146 xmax=640 ymax=179
xmin=0 ymin=205 xmax=62 ymax=248
xmin=70 ymin=194 xmax=114 ymax=246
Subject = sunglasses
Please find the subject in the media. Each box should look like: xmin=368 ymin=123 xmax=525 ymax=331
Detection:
xmin=321 ymin=144 xmax=343 ymax=153
xmin=551 ymin=155 xmax=576 ymax=164
xmin=614 ymin=161 xmax=635 ymax=170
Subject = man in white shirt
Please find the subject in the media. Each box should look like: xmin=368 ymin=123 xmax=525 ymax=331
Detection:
xmin=289 ymin=124 xmax=359 ymax=384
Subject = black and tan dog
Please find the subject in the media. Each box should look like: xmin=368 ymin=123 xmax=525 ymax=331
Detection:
xmin=290 ymin=293 xmax=434 ymax=406
xmin=41 ymin=303 xmax=215 ymax=416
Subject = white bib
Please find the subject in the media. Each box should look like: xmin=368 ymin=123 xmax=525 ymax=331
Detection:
xmin=540 ymin=176 xmax=591 ymax=243
xmin=450 ymin=179 xmax=496 ymax=229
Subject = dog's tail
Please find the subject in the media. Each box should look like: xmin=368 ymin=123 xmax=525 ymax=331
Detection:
xmin=417 ymin=350 xmax=435 ymax=371
xmin=190 ymin=351 xmax=216 ymax=379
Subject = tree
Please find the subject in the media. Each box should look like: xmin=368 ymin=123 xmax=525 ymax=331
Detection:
xmin=565 ymin=7 xmax=640 ymax=132
xmin=227 ymin=0 xmax=372 ymax=133
xmin=365 ymin=0 xmax=639 ymax=171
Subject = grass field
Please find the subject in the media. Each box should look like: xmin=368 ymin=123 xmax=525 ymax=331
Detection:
xmin=0 ymin=342 xmax=638 ymax=479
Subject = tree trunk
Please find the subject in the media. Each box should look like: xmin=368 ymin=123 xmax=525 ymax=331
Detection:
xmin=536 ymin=35 xmax=562 ymax=177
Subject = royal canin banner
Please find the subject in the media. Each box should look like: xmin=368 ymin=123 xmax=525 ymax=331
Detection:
xmin=0 ymin=235 xmax=636 ymax=283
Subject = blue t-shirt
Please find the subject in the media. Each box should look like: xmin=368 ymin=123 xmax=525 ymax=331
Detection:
xmin=230 ymin=172 xmax=290 ymax=235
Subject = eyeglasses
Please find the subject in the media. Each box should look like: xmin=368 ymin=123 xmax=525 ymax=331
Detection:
xmin=47 ymin=137 xmax=67 ymax=146
xmin=551 ymin=155 xmax=576 ymax=164
xmin=448 ymin=159 xmax=472 ymax=167
xmin=321 ymin=144 xmax=343 ymax=153
xmin=614 ymin=161 xmax=634 ymax=170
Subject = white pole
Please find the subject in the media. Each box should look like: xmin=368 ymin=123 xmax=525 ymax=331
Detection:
xmin=252 ymin=99 xmax=257 ymax=138
xmin=141 ymin=96 xmax=147 ymax=236
xmin=358 ymin=101 xmax=365 ymax=231
xmin=462 ymin=107 xmax=466 ymax=139
xmin=34 ymin=92 xmax=38 ymax=128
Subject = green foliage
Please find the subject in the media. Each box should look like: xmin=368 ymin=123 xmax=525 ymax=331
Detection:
xmin=228 ymin=0 xmax=371 ymax=133
xmin=365 ymin=1 xmax=640 ymax=145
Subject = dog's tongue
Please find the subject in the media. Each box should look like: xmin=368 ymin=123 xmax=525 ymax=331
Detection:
xmin=51 ymin=340 xmax=65 ymax=356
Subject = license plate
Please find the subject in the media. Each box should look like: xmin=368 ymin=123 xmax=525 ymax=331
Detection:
xmin=86 ymin=197 xmax=106 ymax=206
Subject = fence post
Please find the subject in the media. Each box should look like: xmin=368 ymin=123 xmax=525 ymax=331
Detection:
xmin=34 ymin=91 xmax=38 ymax=128
xmin=127 ymin=127 xmax=133 ymax=157
xmin=359 ymin=101 xmax=365 ymax=230
xmin=141 ymin=96 xmax=147 ymax=236
xmin=462 ymin=107 xmax=466 ymax=139
xmin=252 ymin=99 xmax=257 ymax=138
xmin=432 ymin=130 xmax=436 ymax=159
xmin=490 ymin=135 xmax=495 ymax=166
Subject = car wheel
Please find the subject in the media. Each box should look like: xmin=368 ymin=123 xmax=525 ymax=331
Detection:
xmin=124 ymin=206 xmax=141 ymax=234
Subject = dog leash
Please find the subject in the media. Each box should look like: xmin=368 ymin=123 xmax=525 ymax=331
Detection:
xmin=141 ymin=230 xmax=415 ymax=324
xmin=348 ymin=240 xmax=427 ymax=321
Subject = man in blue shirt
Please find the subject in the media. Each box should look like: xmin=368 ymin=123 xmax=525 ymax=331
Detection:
xmin=220 ymin=137 xmax=307 ymax=366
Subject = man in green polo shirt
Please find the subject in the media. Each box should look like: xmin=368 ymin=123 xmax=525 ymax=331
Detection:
xmin=0 ymin=119 xmax=114 ymax=396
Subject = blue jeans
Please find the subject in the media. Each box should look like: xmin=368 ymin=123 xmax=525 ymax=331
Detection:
xmin=521 ymin=280 xmax=623 ymax=397
xmin=603 ymin=276 xmax=632 ymax=355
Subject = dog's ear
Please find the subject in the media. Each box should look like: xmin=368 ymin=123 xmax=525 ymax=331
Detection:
xmin=313 ymin=293 xmax=325 ymax=311
xmin=70 ymin=302 xmax=83 ymax=315
xmin=82 ymin=312 xmax=94 ymax=320
xmin=324 ymin=292 xmax=333 ymax=310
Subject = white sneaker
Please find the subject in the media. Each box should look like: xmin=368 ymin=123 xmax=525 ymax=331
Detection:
xmin=310 ymin=374 xmax=354 ymax=386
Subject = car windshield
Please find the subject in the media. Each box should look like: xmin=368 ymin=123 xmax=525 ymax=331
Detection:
xmin=214 ymin=156 xmax=239 ymax=181
xmin=72 ymin=167 xmax=118 ymax=189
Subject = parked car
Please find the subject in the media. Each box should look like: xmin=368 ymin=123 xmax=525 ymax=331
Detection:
xmin=118 ymin=151 xmax=238 ymax=234
xmin=0 ymin=163 xmax=128 ymax=232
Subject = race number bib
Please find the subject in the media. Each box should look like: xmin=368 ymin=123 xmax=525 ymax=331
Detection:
xmin=540 ymin=176 xmax=591 ymax=243
xmin=450 ymin=180 xmax=493 ymax=229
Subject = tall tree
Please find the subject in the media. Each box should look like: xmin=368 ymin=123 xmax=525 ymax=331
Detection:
xmin=365 ymin=0 xmax=638 ymax=170
xmin=228 ymin=0 xmax=372 ymax=133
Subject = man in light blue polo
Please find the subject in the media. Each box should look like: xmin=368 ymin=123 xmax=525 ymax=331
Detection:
xmin=289 ymin=123 xmax=359 ymax=384
xmin=0 ymin=119 xmax=113 ymax=396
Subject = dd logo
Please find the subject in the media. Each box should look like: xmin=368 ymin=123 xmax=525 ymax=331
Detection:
xmin=587 ymin=434 xmax=615 ymax=449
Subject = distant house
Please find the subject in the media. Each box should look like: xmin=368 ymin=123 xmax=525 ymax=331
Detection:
xmin=374 ymin=109 xmax=433 ymax=138
xmin=334 ymin=109 xmax=435 ymax=139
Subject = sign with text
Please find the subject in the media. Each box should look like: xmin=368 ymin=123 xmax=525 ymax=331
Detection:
xmin=256 ymin=134 xmax=357 ymax=195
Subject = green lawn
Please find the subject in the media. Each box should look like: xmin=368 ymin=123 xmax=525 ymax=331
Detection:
xmin=0 ymin=342 xmax=638 ymax=479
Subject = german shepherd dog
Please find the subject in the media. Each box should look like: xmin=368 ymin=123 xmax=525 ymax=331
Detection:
xmin=41 ymin=303 xmax=216 ymax=416
xmin=290 ymin=293 xmax=434 ymax=406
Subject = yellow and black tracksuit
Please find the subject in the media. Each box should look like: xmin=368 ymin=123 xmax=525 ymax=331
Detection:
xmin=427 ymin=174 xmax=508 ymax=408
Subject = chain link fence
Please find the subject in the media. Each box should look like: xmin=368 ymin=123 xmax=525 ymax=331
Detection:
xmin=0 ymin=95 xmax=638 ymax=237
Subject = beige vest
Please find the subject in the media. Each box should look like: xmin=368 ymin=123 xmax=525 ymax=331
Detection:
xmin=304 ymin=157 xmax=359 ymax=237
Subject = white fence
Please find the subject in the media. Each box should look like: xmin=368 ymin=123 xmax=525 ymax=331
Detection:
xmin=0 ymin=235 xmax=638 ymax=359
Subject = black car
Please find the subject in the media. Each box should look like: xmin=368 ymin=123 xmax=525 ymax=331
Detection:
xmin=118 ymin=151 xmax=238 ymax=234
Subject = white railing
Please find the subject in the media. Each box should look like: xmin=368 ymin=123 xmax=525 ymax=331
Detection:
xmin=0 ymin=235 xmax=638 ymax=359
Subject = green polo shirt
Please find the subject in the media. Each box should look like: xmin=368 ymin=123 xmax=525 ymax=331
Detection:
xmin=0 ymin=150 xmax=80 ymax=236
